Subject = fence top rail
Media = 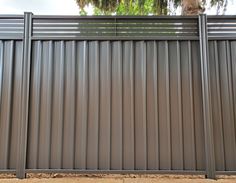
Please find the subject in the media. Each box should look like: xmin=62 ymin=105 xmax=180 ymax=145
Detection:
xmin=0 ymin=15 xmax=24 ymax=19
xmin=32 ymin=15 xmax=198 ymax=19
xmin=208 ymin=15 xmax=236 ymax=19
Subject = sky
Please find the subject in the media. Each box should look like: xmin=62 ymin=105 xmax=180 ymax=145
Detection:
xmin=0 ymin=0 xmax=235 ymax=15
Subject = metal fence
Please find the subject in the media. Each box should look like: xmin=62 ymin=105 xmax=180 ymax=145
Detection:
xmin=0 ymin=12 xmax=236 ymax=179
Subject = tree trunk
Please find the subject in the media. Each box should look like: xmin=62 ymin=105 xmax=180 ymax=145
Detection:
xmin=181 ymin=0 xmax=204 ymax=15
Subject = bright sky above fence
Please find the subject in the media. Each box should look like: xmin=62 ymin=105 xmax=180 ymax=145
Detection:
xmin=0 ymin=0 xmax=235 ymax=15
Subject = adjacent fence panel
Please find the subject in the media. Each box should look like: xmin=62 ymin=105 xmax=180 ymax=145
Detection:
xmin=0 ymin=40 xmax=23 ymax=171
xmin=209 ymin=40 xmax=236 ymax=172
xmin=0 ymin=15 xmax=24 ymax=173
xmin=207 ymin=16 xmax=236 ymax=174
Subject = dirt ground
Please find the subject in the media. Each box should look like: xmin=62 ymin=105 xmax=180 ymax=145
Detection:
xmin=0 ymin=174 xmax=236 ymax=183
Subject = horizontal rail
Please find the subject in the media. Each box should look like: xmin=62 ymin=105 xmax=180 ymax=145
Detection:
xmin=0 ymin=170 xmax=16 ymax=174
xmin=216 ymin=171 xmax=236 ymax=175
xmin=26 ymin=169 xmax=206 ymax=175
xmin=0 ymin=15 xmax=24 ymax=19
xmin=207 ymin=15 xmax=236 ymax=19
xmin=30 ymin=36 xmax=199 ymax=40
xmin=208 ymin=37 xmax=236 ymax=40
xmin=0 ymin=36 xmax=23 ymax=40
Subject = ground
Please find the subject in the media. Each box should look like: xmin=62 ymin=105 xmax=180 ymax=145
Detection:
xmin=0 ymin=174 xmax=236 ymax=183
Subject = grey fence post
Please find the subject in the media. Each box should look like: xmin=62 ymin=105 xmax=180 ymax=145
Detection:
xmin=16 ymin=12 xmax=33 ymax=179
xmin=198 ymin=14 xmax=216 ymax=179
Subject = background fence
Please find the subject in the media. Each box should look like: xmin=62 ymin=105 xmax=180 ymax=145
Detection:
xmin=0 ymin=12 xmax=236 ymax=179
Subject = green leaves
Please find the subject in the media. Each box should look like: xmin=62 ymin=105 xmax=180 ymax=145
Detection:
xmin=75 ymin=0 xmax=226 ymax=15
xmin=76 ymin=0 xmax=170 ymax=15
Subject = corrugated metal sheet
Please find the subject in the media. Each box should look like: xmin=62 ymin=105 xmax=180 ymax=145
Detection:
xmin=31 ymin=16 xmax=198 ymax=40
xmin=207 ymin=17 xmax=236 ymax=40
xmin=26 ymin=40 xmax=205 ymax=171
xmin=0 ymin=40 xmax=23 ymax=170
xmin=0 ymin=16 xmax=24 ymax=40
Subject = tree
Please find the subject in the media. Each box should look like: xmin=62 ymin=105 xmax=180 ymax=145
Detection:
xmin=181 ymin=0 xmax=227 ymax=15
xmin=75 ymin=0 xmax=228 ymax=15
xmin=182 ymin=0 xmax=204 ymax=15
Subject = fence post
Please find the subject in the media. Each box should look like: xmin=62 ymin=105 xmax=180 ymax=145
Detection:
xmin=16 ymin=12 xmax=32 ymax=179
xmin=198 ymin=14 xmax=216 ymax=179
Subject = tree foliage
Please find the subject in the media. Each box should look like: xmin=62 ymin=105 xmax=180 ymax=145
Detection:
xmin=75 ymin=0 xmax=228 ymax=15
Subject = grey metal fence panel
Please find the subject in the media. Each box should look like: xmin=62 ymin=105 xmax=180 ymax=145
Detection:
xmin=26 ymin=40 xmax=206 ymax=171
xmin=0 ymin=40 xmax=23 ymax=170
